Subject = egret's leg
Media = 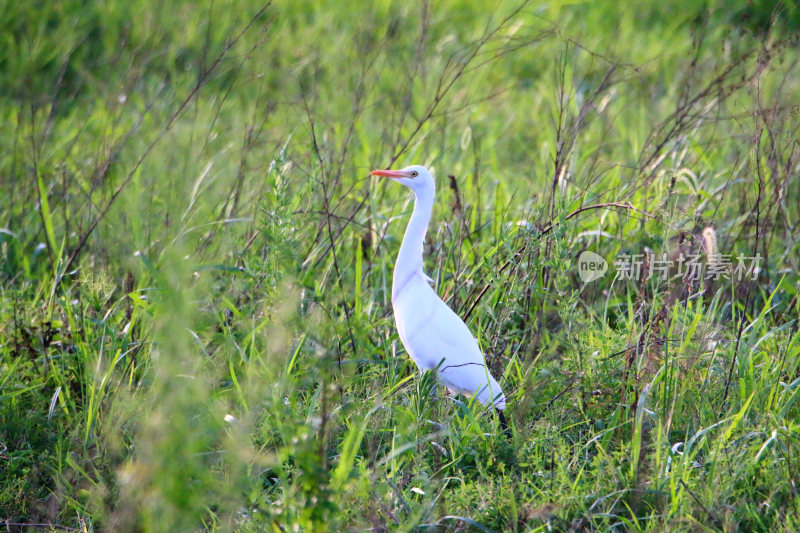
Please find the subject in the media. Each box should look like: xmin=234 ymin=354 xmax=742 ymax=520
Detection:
xmin=496 ymin=408 xmax=511 ymax=440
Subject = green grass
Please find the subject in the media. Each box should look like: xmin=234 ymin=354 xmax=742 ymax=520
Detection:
xmin=2 ymin=0 xmax=800 ymax=531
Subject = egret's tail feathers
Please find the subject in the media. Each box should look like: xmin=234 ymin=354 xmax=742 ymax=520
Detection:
xmin=492 ymin=391 xmax=507 ymax=410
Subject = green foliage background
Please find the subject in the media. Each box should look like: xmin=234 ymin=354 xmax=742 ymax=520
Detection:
xmin=1 ymin=0 xmax=799 ymax=531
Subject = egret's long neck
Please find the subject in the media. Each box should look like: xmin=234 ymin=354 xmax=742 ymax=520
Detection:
xmin=392 ymin=187 xmax=434 ymax=302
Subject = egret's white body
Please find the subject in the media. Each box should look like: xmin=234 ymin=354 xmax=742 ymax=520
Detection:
xmin=371 ymin=165 xmax=506 ymax=412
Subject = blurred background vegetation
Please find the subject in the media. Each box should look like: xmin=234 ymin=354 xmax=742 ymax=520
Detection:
xmin=1 ymin=0 xmax=799 ymax=531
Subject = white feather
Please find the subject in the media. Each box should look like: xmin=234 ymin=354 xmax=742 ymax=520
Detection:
xmin=374 ymin=164 xmax=506 ymax=410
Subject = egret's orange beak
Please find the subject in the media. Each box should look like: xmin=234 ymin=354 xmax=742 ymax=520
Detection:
xmin=370 ymin=169 xmax=412 ymax=179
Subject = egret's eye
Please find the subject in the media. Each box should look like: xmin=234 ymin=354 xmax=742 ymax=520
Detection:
xmin=410 ymin=171 xmax=418 ymax=177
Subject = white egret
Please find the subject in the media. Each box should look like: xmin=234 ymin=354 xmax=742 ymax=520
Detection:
xmin=371 ymin=165 xmax=508 ymax=434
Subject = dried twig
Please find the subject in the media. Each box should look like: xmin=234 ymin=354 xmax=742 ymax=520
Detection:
xmin=57 ymin=2 xmax=272 ymax=286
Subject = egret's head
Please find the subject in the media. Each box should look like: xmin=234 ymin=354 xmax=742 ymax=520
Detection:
xmin=370 ymin=164 xmax=434 ymax=196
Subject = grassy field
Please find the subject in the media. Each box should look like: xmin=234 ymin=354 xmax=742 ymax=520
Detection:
xmin=2 ymin=0 xmax=800 ymax=531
